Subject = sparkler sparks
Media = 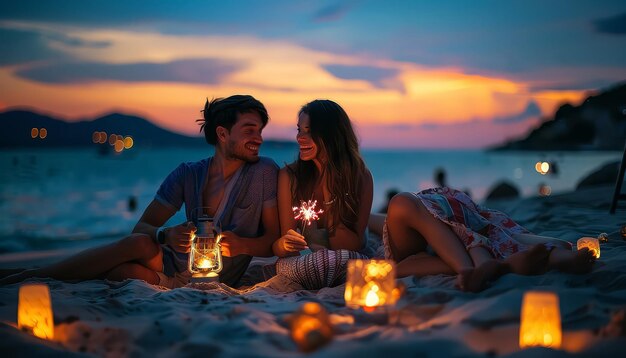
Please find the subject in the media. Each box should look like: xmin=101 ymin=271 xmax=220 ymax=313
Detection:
xmin=293 ymin=200 xmax=324 ymax=233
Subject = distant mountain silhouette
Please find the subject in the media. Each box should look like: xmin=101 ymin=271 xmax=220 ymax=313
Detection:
xmin=491 ymin=82 xmax=626 ymax=151
xmin=0 ymin=110 xmax=296 ymax=149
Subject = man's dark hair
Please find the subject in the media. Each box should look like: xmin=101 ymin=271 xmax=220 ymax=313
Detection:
xmin=197 ymin=95 xmax=269 ymax=145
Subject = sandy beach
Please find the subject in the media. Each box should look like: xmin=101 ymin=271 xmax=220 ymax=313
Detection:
xmin=1 ymin=185 xmax=625 ymax=357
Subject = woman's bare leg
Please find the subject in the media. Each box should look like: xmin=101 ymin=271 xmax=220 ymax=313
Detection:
xmin=0 ymin=233 xmax=161 ymax=285
xmin=386 ymin=193 xmax=473 ymax=274
xmin=548 ymin=246 xmax=595 ymax=274
xmin=458 ymin=246 xmax=509 ymax=292
xmin=468 ymin=246 xmax=493 ymax=267
xmin=396 ymin=253 xmax=455 ymax=277
xmin=459 ymin=244 xmax=594 ymax=292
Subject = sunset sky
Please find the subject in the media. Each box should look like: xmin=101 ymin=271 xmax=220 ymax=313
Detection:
xmin=1 ymin=1 xmax=625 ymax=148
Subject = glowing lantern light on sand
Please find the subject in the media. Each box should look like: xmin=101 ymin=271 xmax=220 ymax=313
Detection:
xmin=18 ymin=284 xmax=54 ymax=340
xmin=519 ymin=291 xmax=561 ymax=349
xmin=345 ymin=259 xmax=400 ymax=311
xmin=577 ymin=237 xmax=600 ymax=259
xmin=289 ymin=302 xmax=333 ymax=352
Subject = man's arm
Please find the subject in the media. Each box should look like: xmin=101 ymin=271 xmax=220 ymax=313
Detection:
xmin=133 ymin=199 xmax=176 ymax=238
xmin=220 ymin=203 xmax=280 ymax=257
xmin=133 ymin=199 xmax=196 ymax=253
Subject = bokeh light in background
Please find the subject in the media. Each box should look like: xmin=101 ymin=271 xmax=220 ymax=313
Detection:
xmin=535 ymin=161 xmax=551 ymax=175
xmin=114 ymin=140 xmax=124 ymax=153
xmin=123 ymin=136 xmax=134 ymax=149
xmin=30 ymin=128 xmax=47 ymax=139
xmin=539 ymin=184 xmax=552 ymax=196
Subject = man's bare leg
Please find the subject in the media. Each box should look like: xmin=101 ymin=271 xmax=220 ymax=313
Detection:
xmin=0 ymin=233 xmax=161 ymax=285
xmin=105 ymin=263 xmax=160 ymax=284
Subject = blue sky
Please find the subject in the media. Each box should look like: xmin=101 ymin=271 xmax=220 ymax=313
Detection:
xmin=1 ymin=0 xmax=624 ymax=147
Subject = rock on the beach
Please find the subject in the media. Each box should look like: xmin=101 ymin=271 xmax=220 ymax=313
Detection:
xmin=485 ymin=180 xmax=520 ymax=201
xmin=576 ymin=160 xmax=619 ymax=190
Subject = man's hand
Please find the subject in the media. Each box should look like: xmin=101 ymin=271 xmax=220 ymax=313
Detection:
xmin=279 ymin=229 xmax=308 ymax=253
xmin=165 ymin=221 xmax=196 ymax=253
xmin=219 ymin=231 xmax=247 ymax=257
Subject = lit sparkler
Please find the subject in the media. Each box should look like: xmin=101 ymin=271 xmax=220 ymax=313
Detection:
xmin=293 ymin=200 xmax=324 ymax=234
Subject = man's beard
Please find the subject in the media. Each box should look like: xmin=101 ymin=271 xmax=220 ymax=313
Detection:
xmin=226 ymin=140 xmax=260 ymax=163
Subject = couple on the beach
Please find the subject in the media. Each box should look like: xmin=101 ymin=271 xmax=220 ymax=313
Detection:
xmin=0 ymin=95 xmax=596 ymax=291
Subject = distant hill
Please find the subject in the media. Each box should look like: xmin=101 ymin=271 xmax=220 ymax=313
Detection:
xmin=0 ymin=110 xmax=296 ymax=149
xmin=491 ymin=82 xmax=626 ymax=151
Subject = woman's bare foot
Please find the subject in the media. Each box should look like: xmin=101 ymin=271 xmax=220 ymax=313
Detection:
xmin=457 ymin=259 xmax=508 ymax=292
xmin=505 ymin=244 xmax=551 ymax=275
xmin=549 ymin=247 xmax=595 ymax=274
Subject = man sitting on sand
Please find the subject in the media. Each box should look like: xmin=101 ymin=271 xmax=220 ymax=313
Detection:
xmin=1 ymin=95 xmax=280 ymax=288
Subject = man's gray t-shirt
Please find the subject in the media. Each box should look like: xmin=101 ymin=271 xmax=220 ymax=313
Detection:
xmin=155 ymin=156 xmax=278 ymax=287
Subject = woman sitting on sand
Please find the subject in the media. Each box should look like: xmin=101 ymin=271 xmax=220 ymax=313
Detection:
xmin=369 ymin=187 xmax=596 ymax=292
xmin=269 ymin=99 xmax=374 ymax=289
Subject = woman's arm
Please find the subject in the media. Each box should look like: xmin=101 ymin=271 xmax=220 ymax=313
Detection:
xmin=272 ymin=167 xmax=308 ymax=257
xmin=328 ymin=169 xmax=374 ymax=251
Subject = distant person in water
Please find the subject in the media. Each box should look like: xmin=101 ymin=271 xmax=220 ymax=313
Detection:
xmin=434 ymin=167 xmax=447 ymax=188
xmin=370 ymin=187 xmax=596 ymax=292
xmin=1 ymin=95 xmax=280 ymax=288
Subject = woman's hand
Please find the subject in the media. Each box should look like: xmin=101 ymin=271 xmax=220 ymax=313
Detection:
xmin=279 ymin=229 xmax=309 ymax=253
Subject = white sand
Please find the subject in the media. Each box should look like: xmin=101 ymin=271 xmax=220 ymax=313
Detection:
xmin=1 ymin=185 xmax=626 ymax=357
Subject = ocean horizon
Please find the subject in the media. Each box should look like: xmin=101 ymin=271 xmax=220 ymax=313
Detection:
xmin=0 ymin=146 xmax=621 ymax=253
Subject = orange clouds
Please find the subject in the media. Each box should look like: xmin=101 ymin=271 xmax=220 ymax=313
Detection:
xmin=0 ymin=21 xmax=591 ymax=147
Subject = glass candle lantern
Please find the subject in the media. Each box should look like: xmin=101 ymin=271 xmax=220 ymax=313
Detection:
xmin=519 ymin=291 xmax=562 ymax=349
xmin=18 ymin=283 xmax=54 ymax=340
xmin=577 ymin=237 xmax=600 ymax=259
xmin=344 ymin=259 xmax=399 ymax=310
xmin=189 ymin=215 xmax=222 ymax=282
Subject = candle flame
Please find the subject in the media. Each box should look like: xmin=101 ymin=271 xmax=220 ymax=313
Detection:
xmin=197 ymin=258 xmax=213 ymax=269
xmin=365 ymin=284 xmax=380 ymax=307
xmin=293 ymin=200 xmax=323 ymax=227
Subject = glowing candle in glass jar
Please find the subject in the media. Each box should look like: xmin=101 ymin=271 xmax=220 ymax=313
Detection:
xmin=577 ymin=237 xmax=600 ymax=259
xmin=345 ymin=259 xmax=399 ymax=310
xmin=18 ymin=284 xmax=54 ymax=340
xmin=519 ymin=291 xmax=562 ymax=349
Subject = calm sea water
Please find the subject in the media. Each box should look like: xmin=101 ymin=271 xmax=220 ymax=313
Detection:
xmin=0 ymin=147 xmax=620 ymax=253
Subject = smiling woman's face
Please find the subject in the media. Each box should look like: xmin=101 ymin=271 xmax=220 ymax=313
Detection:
xmin=296 ymin=112 xmax=319 ymax=161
